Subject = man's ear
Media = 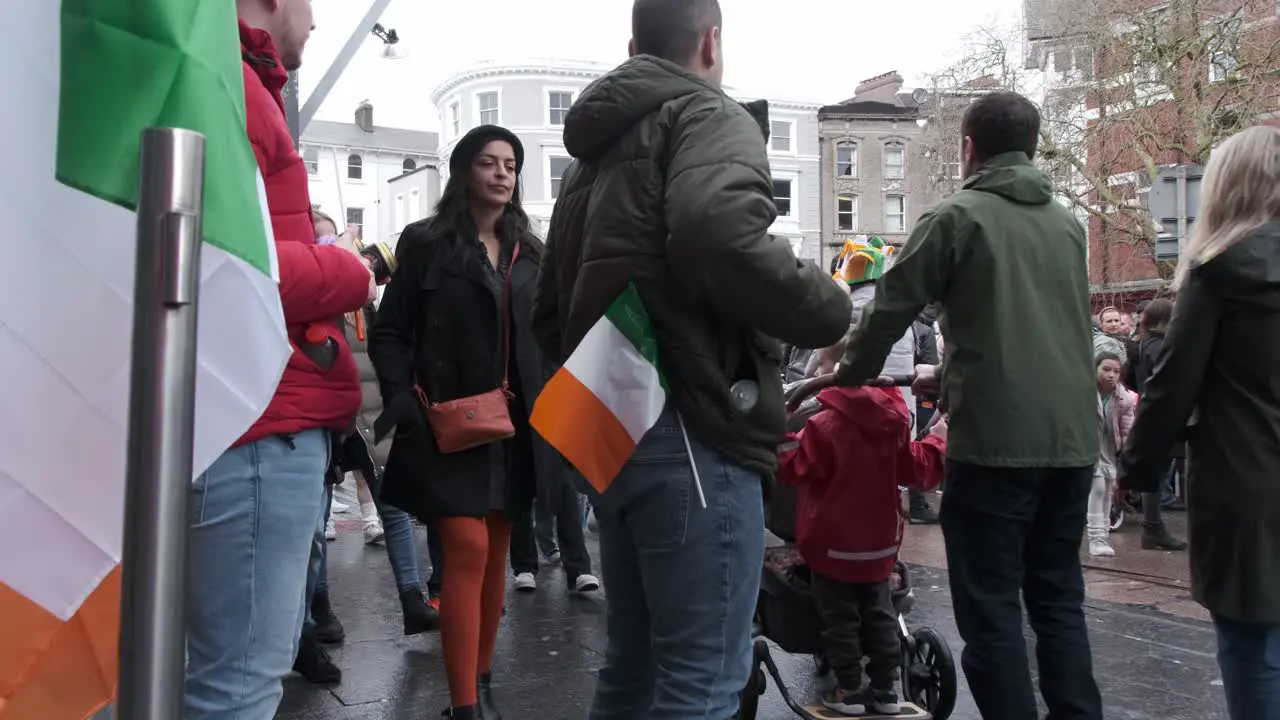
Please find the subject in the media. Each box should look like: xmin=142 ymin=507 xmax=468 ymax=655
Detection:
xmin=627 ymin=38 xmax=637 ymax=57
xmin=700 ymin=26 xmax=720 ymax=68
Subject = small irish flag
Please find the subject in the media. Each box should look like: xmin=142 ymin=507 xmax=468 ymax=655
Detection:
xmin=531 ymin=284 xmax=668 ymax=494
xmin=0 ymin=2 xmax=289 ymax=718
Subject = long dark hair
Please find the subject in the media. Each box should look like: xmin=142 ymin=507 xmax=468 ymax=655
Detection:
xmin=400 ymin=150 xmax=543 ymax=264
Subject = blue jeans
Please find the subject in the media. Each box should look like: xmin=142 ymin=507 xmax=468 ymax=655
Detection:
xmin=585 ymin=404 xmax=764 ymax=720
xmin=1214 ymin=614 xmax=1280 ymax=719
xmin=184 ymin=430 xmax=329 ymax=720
xmin=382 ymin=503 xmax=422 ymax=593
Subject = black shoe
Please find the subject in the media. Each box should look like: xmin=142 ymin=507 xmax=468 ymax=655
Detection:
xmin=441 ymin=705 xmax=477 ymax=719
xmin=477 ymin=673 xmax=502 ymax=720
xmin=1141 ymin=521 xmax=1188 ymax=551
xmin=311 ymin=589 xmax=345 ymax=644
xmin=400 ymin=587 xmax=440 ymax=636
xmin=293 ymin=629 xmax=341 ymax=684
xmin=908 ymin=506 xmax=939 ymax=525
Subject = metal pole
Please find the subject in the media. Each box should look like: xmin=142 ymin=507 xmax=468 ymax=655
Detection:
xmin=1175 ymin=164 xmax=1188 ymax=255
xmin=116 ymin=127 xmax=206 ymax=720
xmin=284 ymin=71 xmax=301 ymax=146
xmin=298 ymin=0 xmax=394 ymax=134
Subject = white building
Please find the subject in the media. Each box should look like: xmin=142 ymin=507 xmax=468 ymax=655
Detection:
xmin=430 ymin=59 xmax=824 ymax=258
xmin=300 ymin=101 xmax=439 ymax=245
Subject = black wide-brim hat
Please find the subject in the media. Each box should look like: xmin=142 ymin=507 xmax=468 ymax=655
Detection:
xmin=450 ymin=125 xmax=524 ymax=177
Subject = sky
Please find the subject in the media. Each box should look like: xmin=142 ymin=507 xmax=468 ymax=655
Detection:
xmin=302 ymin=0 xmax=1026 ymax=132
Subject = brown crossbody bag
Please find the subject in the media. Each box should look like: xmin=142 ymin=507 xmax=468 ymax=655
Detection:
xmin=412 ymin=242 xmax=520 ymax=453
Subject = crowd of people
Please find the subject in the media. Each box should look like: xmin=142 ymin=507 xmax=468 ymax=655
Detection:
xmin=182 ymin=0 xmax=1279 ymax=718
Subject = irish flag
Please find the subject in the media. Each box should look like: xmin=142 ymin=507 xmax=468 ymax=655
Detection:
xmin=0 ymin=2 xmax=289 ymax=718
xmin=531 ymin=284 xmax=668 ymax=493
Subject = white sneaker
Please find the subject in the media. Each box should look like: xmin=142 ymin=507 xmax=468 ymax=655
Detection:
xmin=1089 ymin=537 xmax=1115 ymax=557
xmin=324 ymin=517 xmax=338 ymax=541
xmin=363 ymin=518 xmax=385 ymax=545
xmin=513 ymin=572 xmax=536 ymax=592
xmin=574 ymin=574 xmax=601 ymax=592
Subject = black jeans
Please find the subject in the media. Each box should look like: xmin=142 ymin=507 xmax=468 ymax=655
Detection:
xmin=940 ymin=461 xmax=1103 ymax=720
xmin=511 ymin=473 xmax=593 ymax=580
xmin=811 ymin=574 xmax=900 ymax=691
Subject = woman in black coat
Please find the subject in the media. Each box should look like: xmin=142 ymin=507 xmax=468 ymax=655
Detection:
xmin=1117 ymin=125 xmax=1280 ymax=720
xmin=369 ymin=125 xmax=547 ymax=720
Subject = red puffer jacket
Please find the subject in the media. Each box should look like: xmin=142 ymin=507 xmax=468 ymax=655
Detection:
xmin=778 ymin=386 xmax=946 ymax=584
xmin=237 ymin=20 xmax=371 ymax=446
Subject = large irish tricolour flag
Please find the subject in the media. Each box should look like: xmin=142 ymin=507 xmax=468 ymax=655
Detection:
xmin=531 ymin=284 xmax=668 ymax=493
xmin=0 ymin=2 xmax=289 ymax=717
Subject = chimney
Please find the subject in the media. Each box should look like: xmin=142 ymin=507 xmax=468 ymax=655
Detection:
xmin=853 ymin=71 xmax=905 ymax=104
xmin=355 ymin=100 xmax=374 ymax=133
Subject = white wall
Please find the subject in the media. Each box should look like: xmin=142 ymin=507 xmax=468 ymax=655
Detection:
xmin=306 ymin=146 xmax=421 ymax=242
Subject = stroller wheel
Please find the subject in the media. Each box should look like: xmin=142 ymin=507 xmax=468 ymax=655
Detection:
xmin=903 ymin=626 xmax=957 ymax=720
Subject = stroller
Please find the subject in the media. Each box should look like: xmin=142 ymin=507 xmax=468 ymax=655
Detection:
xmin=737 ymin=380 xmax=958 ymax=720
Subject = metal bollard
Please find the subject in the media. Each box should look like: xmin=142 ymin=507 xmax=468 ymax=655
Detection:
xmin=116 ymin=127 xmax=206 ymax=720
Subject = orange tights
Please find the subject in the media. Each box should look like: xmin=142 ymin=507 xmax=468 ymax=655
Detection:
xmin=436 ymin=512 xmax=511 ymax=708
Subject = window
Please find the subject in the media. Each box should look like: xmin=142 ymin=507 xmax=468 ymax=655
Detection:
xmin=402 ymin=158 xmax=417 ymax=172
xmin=885 ymin=195 xmax=906 ymax=232
xmin=1210 ymin=52 xmax=1238 ymax=83
xmin=772 ymin=179 xmax=793 ymax=217
xmin=393 ymin=193 xmax=404 ymax=230
xmin=449 ymin=102 xmax=460 ymax=138
xmin=548 ymin=156 xmax=572 ymax=199
xmin=884 ymin=143 xmax=905 ymax=179
xmin=836 ymin=142 xmax=857 ymax=177
xmin=771 ymin=120 xmax=793 ymax=153
xmin=548 ymin=91 xmax=573 ymax=125
xmin=478 ymin=91 xmax=500 ymax=125
xmin=303 ymin=146 xmax=318 ymax=175
xmin=347 ymin=153 xmax=363 ymax=180
xmin=346 ymin=207 xmax=364 ymax=238
xmin=409 ymin=189 xmax=421 ymax=222
xmin=837 ymin=195 xmax=857 ymax=230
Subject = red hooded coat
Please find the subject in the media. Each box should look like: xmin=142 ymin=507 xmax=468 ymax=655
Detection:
xmin=778 ymin=386 xmax=946 ymax=584
xmin=237 ymin=21 xmax=371 ymax=445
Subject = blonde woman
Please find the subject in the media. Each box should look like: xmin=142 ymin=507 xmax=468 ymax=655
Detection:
xmin=1118 ymin=125 xmax=1280 ymax=719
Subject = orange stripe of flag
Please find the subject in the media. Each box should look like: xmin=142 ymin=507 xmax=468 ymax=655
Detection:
xmin=531 ymin=370 xmax=635 ymax=493
xmin=0 ymin=566 xmax=119 ymax=720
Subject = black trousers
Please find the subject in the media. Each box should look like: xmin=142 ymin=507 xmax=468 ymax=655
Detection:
xmin=941 ymin=461 xmax=1103 ymax=720
xmin=811 ymin=574 xmax=900 ymax=691
xmin=510 ymin=471 xmax=592 ymax=580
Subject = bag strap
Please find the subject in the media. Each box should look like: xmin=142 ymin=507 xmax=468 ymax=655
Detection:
xmin=498 ymin=241 xmax=521 ymax=391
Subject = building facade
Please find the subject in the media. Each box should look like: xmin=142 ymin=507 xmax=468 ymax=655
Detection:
xmin=300 ymin=101 xmax=439 ymax=246
xmin=430 ymin=59 xmax=824 ymax=258
xmin=817 ymin=72 xmax=942 ymax=269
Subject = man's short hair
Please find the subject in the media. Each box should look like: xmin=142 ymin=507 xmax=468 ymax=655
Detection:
xmin=960 ymin=91 xmax=1041 ymax=162
xmin=632 ymin=0 xmax=722 ymax=66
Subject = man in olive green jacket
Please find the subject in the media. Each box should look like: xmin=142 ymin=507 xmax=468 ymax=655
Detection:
xmin=836 ymin=92 xmax=1103 ymax=719
xmin=533 ymin=2 xmax=850 ymax=717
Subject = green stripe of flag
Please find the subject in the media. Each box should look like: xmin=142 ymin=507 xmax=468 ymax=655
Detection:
xmin=56 ymin=0 xmax=272 ymax=276
xmin=603 ymin=283 xmax=669 ymax=393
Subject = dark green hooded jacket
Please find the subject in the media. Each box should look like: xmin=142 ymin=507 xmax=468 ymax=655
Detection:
xmin=841 ymin=152 xmax=1098 ymax=467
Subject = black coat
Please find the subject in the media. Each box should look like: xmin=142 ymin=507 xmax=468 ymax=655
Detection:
xmin=1118 ymin=223 xmax=1280 ymax=623
xmin=369 ymin=220 xmax=555 ymax=521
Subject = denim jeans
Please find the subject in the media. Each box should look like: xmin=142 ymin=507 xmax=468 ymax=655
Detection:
xmin=363 ymin=469 xmax=425 ymax=594
xmin=940 ymin=461 xmax=1103 ymax=720
xmin=1214 ymin=614 xmax=1280 ymax=720
xmin=523 ymin=475 xmax=593 ymax=580
xmin=585 ymin=404 xmax=764 ymax=720
xmin=184 ymin=430 xmax=329 ymax=720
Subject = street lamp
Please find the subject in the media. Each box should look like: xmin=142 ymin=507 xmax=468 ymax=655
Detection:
xmin=372 ymin=22 xmax=407 ymax=59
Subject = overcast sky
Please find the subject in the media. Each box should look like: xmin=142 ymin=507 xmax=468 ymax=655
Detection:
xmin=301 ymin=0 xmax=1025 ymax=131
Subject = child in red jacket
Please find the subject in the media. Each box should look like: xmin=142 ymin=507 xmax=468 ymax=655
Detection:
xmin=778 ymin=342 xmax=947 ymax=716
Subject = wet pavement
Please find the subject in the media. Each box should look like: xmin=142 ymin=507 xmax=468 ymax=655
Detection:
xmin=275 ymin=486 xmax=1228 ymax=720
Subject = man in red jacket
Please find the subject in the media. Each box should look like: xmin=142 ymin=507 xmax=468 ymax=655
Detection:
xmin=183 ymin=2 xmax=376 ymax=718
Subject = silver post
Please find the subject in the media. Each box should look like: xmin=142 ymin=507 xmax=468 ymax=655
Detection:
xmin=1175 ymin=164 xmax=1188 ymax=256
xmin=116 ymin=127 xmax=206 ymax=720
